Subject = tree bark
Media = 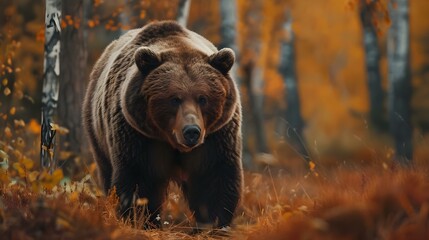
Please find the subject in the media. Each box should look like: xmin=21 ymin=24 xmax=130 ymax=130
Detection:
xmin=176 ymin=0 xmax=191 ymax=27
xmin=58 ymin=0 xmax=87 ymax=176
xmin=359 ymin=0 xmax=385 ymax=131
xmin=41 ymin=0 xmax=62 ymax=171
xmin=219 ymin=0 xmax=239 ymax=84
xmin=387 ymin=0 xmax=412 ymax=164
xmin=278 ymin=12 xmax=309 ymax=162
xmin=243 ymin=62 xmax=269 ymax=154
xmin=239 ymin=1 xmax=269 ymax=164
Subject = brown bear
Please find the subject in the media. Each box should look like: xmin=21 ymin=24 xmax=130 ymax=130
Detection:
xmin=82 ymin=21 xmax=243 ymax=229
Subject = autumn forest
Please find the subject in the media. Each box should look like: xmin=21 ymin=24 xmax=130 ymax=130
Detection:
xmin=1 ymin=0 xmax=429 ymax=239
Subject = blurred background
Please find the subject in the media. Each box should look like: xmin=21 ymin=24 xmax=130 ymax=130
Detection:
xmin=1 ymin=0 xmax=428 ymax=177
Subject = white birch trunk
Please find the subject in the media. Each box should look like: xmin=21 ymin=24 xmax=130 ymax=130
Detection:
xmin=41 ymin=0 xmax=61 ymax=171
xmin=239 ymin=1 xmax=269 ymax=165
xmin=388 ymin=0 xmax=413 ymax=164
xmin=220 ymin=0 xmax=239 ymax=84
xmin=176 ymin=0 xmax=191 ymax=27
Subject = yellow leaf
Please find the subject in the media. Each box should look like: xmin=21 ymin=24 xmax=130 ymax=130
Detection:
xmin=2 ymin=78 xmax=7 ymax=86
xmin=28 ymin=171 xmax=39 ymax=182
xmin=4 ymin=127 xmax=12 ymax=138
xmin=13 ymin=162 xmax=25 ymax=177
xmin=14 ymin=119 xmax=25 ymax=128
xmin=309 ymin=161 xmax=316 ymax=171
xmin=88 ymin=162 xmax=97 ymax=175
xmin=59 ymin=151 xmax=72 ymax=160
xmin=36 ymin=169 xmax=64 ymax=191
xmin=56 ymin=217 xmax=73 ymax=230
xmin=87 ymin=20 xmax=95 ymax=28
xmin=139 ymin=10 xmax=146 ymax=19
xmin=28 ymin=119 xmax=40 ymax=134
xmin=9 ymin=107 xmax=16 ymax=115
xmin=21 ymin=157 xmax=34 ymax=170
xmin=69 ymin=191 xmax=79 ymax=202
xmin=3 ymin=87 xmax=11 ymax=96
xmin=50 ymin=123 xmax=69 ymax=135
xmin=51 ymin=169 xmax=64 ymax=184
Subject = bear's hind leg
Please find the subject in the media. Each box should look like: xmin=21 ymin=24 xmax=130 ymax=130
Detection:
xmin=94 ymin=152 xmax=112 ymax=195
xmin=88 ymin=137 xmax=112 ymax=194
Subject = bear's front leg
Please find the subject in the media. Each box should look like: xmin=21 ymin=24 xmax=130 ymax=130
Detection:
xmin=185 ymin=160 xmax=242 ymax=229
xmin=111 ymin=165 xmax=139 ymax=220
xmin=111 ymin=162 xmax=168 ymax=229
xmin=135 ymin=179 xmax=169 ymax=228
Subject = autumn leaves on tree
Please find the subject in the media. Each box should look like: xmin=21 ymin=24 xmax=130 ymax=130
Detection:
xmin=0 ymin=0 xmax=416 ymax=175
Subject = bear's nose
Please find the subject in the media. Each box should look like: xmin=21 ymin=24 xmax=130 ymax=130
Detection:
xmin=182 ymin=125 xmax=201 ymax=147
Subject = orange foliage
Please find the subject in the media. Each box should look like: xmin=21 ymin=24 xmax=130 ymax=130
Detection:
xmin=1 ymin=1 xmax=429 ymax=237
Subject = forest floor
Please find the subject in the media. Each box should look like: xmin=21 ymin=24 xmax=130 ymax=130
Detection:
xmin=1 ymin=124 xmax=429 ymax=239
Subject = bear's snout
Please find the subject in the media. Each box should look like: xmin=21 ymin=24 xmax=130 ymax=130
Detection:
xmin=183 ymin=125 xmax=201 ymax=147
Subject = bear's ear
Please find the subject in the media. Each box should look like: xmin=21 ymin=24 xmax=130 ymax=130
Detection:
xmin=208 ymin=48 xmax=235 ymax=75
xmin=134 ymin=47 xmax=162 ymax=74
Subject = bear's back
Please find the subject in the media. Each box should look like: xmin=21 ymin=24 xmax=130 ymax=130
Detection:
xmin=92 ymin=21 xmax=218 ymax=92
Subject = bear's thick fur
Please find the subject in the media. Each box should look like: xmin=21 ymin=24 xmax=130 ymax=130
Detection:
xmin=82 ymin=21 xmax=243 ymax=228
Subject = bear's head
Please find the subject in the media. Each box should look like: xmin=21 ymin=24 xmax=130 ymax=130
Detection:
xmin=121 ymin=46 xmax=238 ymax=152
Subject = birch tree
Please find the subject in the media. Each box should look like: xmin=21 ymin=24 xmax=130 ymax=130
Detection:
xmin=220 ymin=0 xmax=239 ymax=84
xmin=278 ymin=11 xmax=309 ymax=162
xmin=243 ymin=61 xmax=269 ymax=155
xmin=176 ymin=0 xmax=191 ymax=27
xmin=41 ymin=0 xmax=61 ymax=171
xmin=359 ymin=0 xmax=385 ymax=131
xmin=240 ymin=0 xmax=269 ymax=156
xmin=388 ymin=0 xmax=412 ymax=164
xmin=220 ymin=0 xmax=267 ymax=168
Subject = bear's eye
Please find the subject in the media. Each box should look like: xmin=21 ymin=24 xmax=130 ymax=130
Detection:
xmin=170 ymin=97 xmax=182 ymax=107
xmin=198 ymin=96 xmax=207 ymax=106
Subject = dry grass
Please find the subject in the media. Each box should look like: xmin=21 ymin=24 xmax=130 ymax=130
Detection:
xmin=1 ymin=121 xmax=429 ymax=239
xmin=1 ymin=162 xmax=429 ymax=239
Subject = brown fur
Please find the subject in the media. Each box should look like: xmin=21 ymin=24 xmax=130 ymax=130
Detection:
xmin=82 ymin=21 xmax=243 ymax=228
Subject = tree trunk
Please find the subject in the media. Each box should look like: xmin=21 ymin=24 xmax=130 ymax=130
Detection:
xmin=278 ymin=12 xmax=309 ymax=162
xmin=176 ymin=0 xmax=191 ymax=27
xmin=243 ymin=62 xmax=269 ymax=154
xmin=219 ymin=0 xmax=237 ymax=52
xmin=0 ymin=1 xmax=16 ymax=131
xmin=239 ymin=1 xmax=269 ymax=162
xmin=219 ymin=0 xmax=239 ymax=84
xmin=58 ymin=0 xmax=87 ymax=177
xmin=359 ymin=0 xmax=385 ymax=131
xmin=219 ymin=0 xmax=255 ymax=169
xmin=387 ymin=0 xmax=412 ymax=164
xmin=41 ymin=0 xmax=62 ymax=171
